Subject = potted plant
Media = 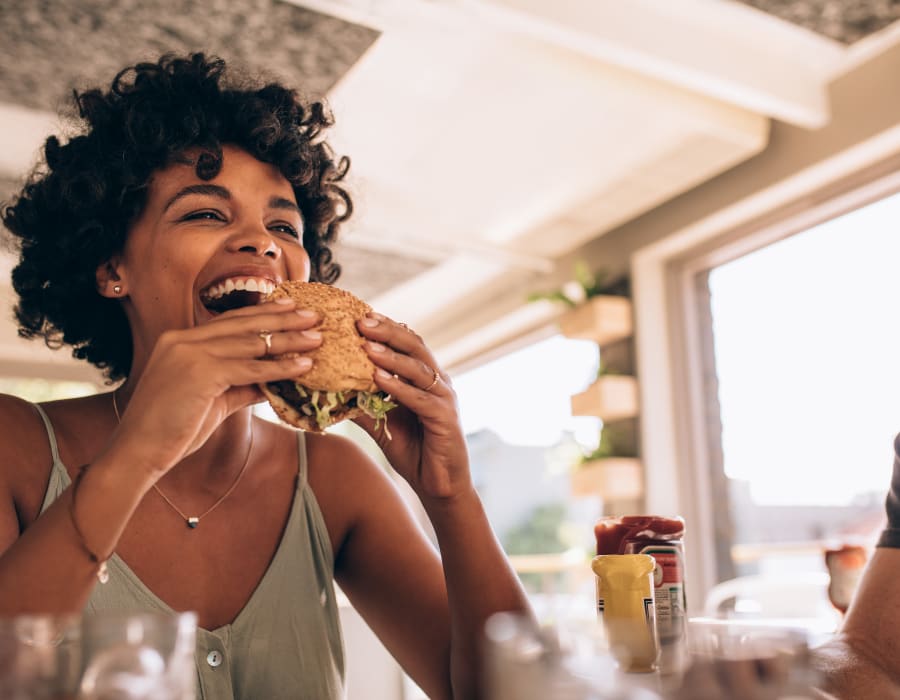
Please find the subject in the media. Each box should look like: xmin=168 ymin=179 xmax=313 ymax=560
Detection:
xmin=529 ymin=263 xmax=632 ymax=344
xmin=570 ymin=361 xmax=639 ymax=421
xmin=570 ymin=425 xmax=643 ymax=501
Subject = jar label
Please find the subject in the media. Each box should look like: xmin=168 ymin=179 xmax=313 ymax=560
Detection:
xmin=638 ymin=545 xmax=686 ymax=644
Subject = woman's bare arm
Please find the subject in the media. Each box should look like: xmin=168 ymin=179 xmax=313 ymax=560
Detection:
xmin=0 ymin=301 xmax=321 ymax=614
xmin=321 ymin=434 xmax=530 ymax=700
xmin=0 ymin=443 xmax=154 ymax=614
xmin=0 ymin=393 xmax=156 ymax=614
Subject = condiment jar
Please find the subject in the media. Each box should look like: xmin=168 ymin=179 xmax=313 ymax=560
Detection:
xmin=591 ymin=554 xmax=659 ymax=673
xmin=595 ymin=515 xmax=687 ymax=673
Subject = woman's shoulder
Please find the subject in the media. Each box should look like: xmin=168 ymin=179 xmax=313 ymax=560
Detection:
xmin=0 ymin=393 xmax=52 ymax=456
xmin=0 ymin=393 xmax=60 ymax=527
xmin=303 ymin=429 xmax=400 ymax=546
xmin=0 ymin=393 xmax=101 ymax=486
xmin=304 ymin=429 xmax=388 ymax=490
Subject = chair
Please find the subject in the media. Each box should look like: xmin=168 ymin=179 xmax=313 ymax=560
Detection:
xmin=702 ymin=572 xmax=840 ymax=638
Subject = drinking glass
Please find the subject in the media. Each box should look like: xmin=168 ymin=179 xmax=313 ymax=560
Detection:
xmin=0 ymin=614 xmax=81 ymax=700
xmin=665 ymin=618 xmax=821 ymax=700
xmin=484 ymin=611 xmax=665 ymax=699
xmin=79 ymin=611 xmax=197 ymax=700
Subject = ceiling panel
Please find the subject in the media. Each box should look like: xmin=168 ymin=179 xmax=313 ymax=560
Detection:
xmin=330 ymin=26 xmax=768 ymax=320
xmin=0 ymin=0 xmax=378 ymax=111
xmin=735 ymin=0 xmax=900 ymax=44
xmin=330 ymin=243 xmax=435 ymax=302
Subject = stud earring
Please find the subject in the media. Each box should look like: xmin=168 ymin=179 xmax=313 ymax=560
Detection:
xmin=113 ymin=285 xmax=122 ymax=295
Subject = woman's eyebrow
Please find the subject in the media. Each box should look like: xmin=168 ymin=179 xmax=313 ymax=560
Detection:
xmin=163 ymin=184 xmax=230 ymax=212
xmin=269 ymin=196 xmax=301 ymax=215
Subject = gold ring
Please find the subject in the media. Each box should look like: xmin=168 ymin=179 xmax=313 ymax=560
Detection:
xmin=424 ymin=367 xmax=440 ymax=392
xmin=258 ymin=330 xmax=273 ymax=354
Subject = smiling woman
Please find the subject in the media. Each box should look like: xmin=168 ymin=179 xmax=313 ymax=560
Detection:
xmin=0 ymin=53 xmax=532 ymax=700
xmin=4 ymin=54 xmax=346 ymax=381
xmin=111 ymin=144 xmax=312 ymax=350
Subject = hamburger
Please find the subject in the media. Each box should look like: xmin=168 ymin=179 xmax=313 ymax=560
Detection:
xmin=259 ymin=281 xmax=396 ymax=432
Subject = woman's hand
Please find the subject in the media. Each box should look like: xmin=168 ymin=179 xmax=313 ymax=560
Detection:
xmin=107 ymin=300 xmax=322 ymax=480
xmin=354 ymin=312 xmax=471 ymax=501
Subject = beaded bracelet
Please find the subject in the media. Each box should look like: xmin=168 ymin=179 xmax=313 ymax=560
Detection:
xmin=70 ymin=464 xmax=110 ymax=584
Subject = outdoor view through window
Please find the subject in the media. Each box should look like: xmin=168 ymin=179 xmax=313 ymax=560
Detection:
xmin=708 ymin=190 xmax=900 ymax=586
xmin=453 ymin=188 xmax=900 ymax=620
xmin=454 ymin=335 xmax=604 ymax=605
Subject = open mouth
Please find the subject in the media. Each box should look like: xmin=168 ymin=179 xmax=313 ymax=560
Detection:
xmin=200 ymin=276 xmax=277 ymax=314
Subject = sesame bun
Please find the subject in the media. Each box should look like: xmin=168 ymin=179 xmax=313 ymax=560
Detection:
xmin=259 ymin=281 xmax=380 ymax=431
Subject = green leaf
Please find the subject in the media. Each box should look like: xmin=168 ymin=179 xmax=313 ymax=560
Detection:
xmin=526 ymin=290 xmax=578 ymax=307
xmin=574 ymin=260 xmax=596 ymax=295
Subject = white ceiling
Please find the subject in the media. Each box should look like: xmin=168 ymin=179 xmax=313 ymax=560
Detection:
xmin=1 ymin=0 xmax=898 ymax=379
xmin=311 ymin=0 xmax=876 ymax=366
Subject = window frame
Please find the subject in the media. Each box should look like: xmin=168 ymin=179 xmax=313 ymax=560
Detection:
xmin=632 ymin=145 xmax=900 ymax=612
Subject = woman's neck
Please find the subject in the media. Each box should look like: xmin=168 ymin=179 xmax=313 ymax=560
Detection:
xmin=112 ymin=382 xmax=256 ymax=493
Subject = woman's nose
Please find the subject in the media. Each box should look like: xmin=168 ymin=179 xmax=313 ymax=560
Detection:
xmin=225 ymin=226 xmax=282 ymax=259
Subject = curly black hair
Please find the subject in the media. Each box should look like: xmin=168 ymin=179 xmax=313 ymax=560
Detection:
xmin=1 ymin=52 xmax=351 ymax=381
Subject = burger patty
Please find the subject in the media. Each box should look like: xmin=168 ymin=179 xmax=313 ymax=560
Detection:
xmin=267 ymin=380 xmax=358 ymax=414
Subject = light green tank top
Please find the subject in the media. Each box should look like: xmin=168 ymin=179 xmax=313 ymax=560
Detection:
xmin=34 ymin=404 xmax=345 ymax=700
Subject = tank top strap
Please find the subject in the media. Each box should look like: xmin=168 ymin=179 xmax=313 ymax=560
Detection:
xmin=296 ymin=429 xmax=308 ymax=488
xmin=32 ymin=402 xmax=63 ymax=467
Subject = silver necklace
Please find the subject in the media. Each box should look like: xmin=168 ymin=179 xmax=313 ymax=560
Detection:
xmin=111 ymin=390 xmax=254 ymax=529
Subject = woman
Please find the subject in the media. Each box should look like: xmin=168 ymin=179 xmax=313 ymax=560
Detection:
xmin=0 ymin=53 xmax=531 ymax=699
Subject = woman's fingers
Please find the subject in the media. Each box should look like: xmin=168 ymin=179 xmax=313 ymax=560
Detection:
xmin=369 ymin=367 xmax=449 ymax=423
xmin=202 ymin=328 xmax=322 ymax=360
xmin=364 ymin=341 xmax=445 ymax=394
xmin=190 ymin=301 xmax=319 ymax=340
xmin=142 ymin=330 xmax=315 ymax=400
xmin=356 ymin=313 xmax=454 ymax=421
xmin=357 ymin=313 xmax=440 ymax=370
xmin=217 ymin=354 xmax=314 ymax=387
xmin=149 ymin=303 xmax=322 ymax=367
xmin=203 ymin=297 xmax=297 ymax=322
xmin=221 ymin=384 xmax=268 ymax=415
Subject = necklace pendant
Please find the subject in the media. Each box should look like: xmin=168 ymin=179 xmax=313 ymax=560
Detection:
xmin=187 ymin=517 xmax=200 ymax=529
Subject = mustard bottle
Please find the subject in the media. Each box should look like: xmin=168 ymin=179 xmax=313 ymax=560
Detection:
xmin=591 ymin=553 xmax=659 ymax=673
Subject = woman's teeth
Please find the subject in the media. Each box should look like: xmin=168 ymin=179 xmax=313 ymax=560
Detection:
xmin=202 ymin=277 xmax=276 ymax=301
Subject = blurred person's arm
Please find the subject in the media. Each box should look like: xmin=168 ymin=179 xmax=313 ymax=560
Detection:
xmin=812 ymin=547 xmax=900 ymax=699
xmin=810 ymin=433 xmax=900 ymax=699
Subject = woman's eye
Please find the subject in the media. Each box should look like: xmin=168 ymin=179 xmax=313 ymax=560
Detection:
xmin=270 ymin=223 xmax=301 ymax=239
xmin=182 ymin=210 xmax=225 ymax=222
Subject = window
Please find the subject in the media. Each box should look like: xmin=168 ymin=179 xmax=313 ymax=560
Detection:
xmin=452 ymin=334 xmax=604 ymax=602
xmin=705 ymin=193 xmax=900 ymax=584
xmin=645 ymin=181 xmax=900 ymax=629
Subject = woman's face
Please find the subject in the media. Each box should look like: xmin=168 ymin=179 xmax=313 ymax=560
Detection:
xmin=114 ymin=145 xmax=310 ymax=358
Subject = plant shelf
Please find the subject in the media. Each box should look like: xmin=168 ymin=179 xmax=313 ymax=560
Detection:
xmin=570 ymin=457 xmax=643 ymax=501
xmin=558 ymin=296 xmax=633 ymax=345
xmin=570 ymin=375 xmax=639 ymax=421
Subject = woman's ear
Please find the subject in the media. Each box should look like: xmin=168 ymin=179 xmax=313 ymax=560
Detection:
xmin=96 ymin=258 xmax=126 ymax=298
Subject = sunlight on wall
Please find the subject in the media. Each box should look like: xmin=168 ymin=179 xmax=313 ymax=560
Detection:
xmin=0 ymin=377 xmax=100 ymax=403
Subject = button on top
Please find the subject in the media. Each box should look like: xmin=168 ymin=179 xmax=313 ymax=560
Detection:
xmin=206 ymin=650 xmax=223 ymax=668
